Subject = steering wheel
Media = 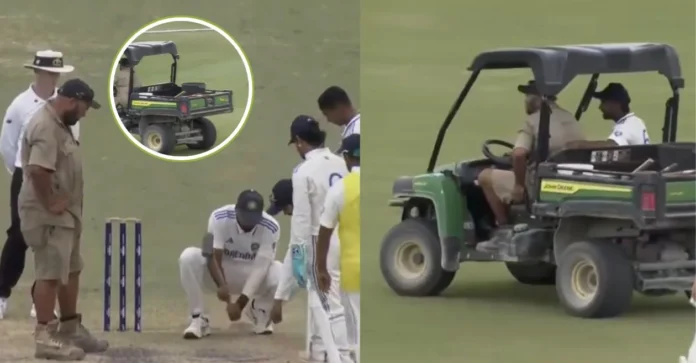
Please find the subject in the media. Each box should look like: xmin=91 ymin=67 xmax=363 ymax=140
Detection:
xmin=482 ymin=139 xmax=515 ymax=167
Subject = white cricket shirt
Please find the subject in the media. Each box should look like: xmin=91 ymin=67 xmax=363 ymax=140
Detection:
xmin=0 ymin=85 xmax=80 ymax=173
xmin=208 ymin=205 xmax=280 ymax=296
xmin=608 ymin=112 xmax=649 ymax=146
xmin=341 ymin=113 xmax=360 ymax=139
xmin=289 ymin=147 xmax=349 ymax=247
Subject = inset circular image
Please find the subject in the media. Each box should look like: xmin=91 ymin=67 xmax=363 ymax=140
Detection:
xmin=109 ymin=16 xmax=253 ymax=161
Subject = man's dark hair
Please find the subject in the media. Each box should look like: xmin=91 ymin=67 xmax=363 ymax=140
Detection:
xmin=317 ymin=86 xmax=351 ymax=110
xmin=299 ymin=131 xmax=327 ymax=147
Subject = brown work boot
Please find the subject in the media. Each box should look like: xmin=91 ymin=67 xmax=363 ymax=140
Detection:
xmin=34 ymin=320 xmax=86 ymax=361
xmin=58 ymin=314 xmax=109 ymax=353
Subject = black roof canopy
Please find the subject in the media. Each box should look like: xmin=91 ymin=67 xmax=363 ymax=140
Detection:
xmin=123 ymin=41 xmax=179 ymax=66
xmin=467 ymin=43 xmax=684 ymax=95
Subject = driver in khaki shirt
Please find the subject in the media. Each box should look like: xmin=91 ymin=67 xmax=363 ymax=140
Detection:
xmin=476 ymin=81 xmax=585 ymax=252
xmin=19 ymin=79 xmax=108 ymax=360
xmin=113 ymin=57 xmax=141 ymax=110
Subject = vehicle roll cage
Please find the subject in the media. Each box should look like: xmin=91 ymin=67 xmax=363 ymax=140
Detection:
xmin=428 ymin=43 xmax=684 ymax=173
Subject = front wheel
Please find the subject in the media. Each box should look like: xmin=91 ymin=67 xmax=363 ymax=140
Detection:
xmin=556 ymin=241 xmax=634 ymax=318
xmin=380 ymin=218 xmax=455 ymax=296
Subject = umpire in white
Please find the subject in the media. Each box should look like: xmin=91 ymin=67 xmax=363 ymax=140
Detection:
xmin=0 ymin=50 xmax=76 ymax=319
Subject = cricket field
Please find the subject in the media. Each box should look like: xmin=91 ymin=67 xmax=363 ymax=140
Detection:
xmin=361 ymin=1 xmax=695 ymax=362
xmin=0 ymin=0 xmax=357 ymax=361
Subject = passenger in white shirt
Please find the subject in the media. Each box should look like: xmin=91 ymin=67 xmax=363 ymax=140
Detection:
xmin=271 ymin=115 xmax=352 ymax=363
xmin=317 ymin=86 xmax=360 ymax=141
xmin=0 ymin=50 xmax=75 ymax=319
xmin=569 ymin=83 xmax=650 ymax=148
xmin=178 ymin=190 xmax=282 ymax=339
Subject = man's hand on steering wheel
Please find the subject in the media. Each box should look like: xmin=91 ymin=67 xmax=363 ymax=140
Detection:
xmin=482 ymin=139 xmax=515 ymax=167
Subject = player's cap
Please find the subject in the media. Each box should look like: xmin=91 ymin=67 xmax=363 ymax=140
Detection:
xmin=592 ymin=83 xmax=631 ymax=104
xmin=338 ymin=134 xmax=360 ymax=158
xmin=266 ymin=179 xmax=293 ymax=216
xmin=57 ymin=79 xmax=101 ymax=109
xmin=288 ymin=115 xmax=324 ymax=144
xmin=235 ymin=189 xmax=265 ymax=227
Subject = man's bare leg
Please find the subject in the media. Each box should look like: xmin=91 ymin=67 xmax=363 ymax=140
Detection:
xmin=476 ymin=169 xmax=513 ymax=252
xmin=57 ymin=272 xmax=79 ymax=319
xmin=34 ymin=279 xmax=59 ymax=323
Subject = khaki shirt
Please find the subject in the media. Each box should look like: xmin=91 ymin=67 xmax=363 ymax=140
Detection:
xmin=513 ymin=105 xmax=585 ymax=193
xmin=114 ymin=66 xmax=141 ymax=108
xmin=514 ymin=105 xmax=585 ymax=158
xmin=18 ymin=103 xmax=83 ymax=229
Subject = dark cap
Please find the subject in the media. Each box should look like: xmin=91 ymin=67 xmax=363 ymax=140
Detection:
xmin=289 ymin=114 xmax=323 ymax=144
xmin=517 ymin=80 xmax=557 ymax=100
xmin=57 ymin=78 xmax=101 ymax=109
xmin=592 ymin=83 xmax=631 ymax=104
xmin=235 ymin=189 xmax=264 ymax=227
xmin=338 ymin=134 xmax=360 ymax=157
xmin=266 ymin=179 xmax=293 ymax=215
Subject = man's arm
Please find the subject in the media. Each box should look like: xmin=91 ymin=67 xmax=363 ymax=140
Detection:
xmin=316 ymin=182 xmax=343 ymax=273
xmin=25 ymin=123 xmax=59 ymax=210
xmin=237 ymin=223 xmax=280 ymax=310
xmin=289 ymin=173 xmax=312 ymax=246
xmin=206 ymin=214 xmax=230 ymax=290
xmin=511 ymin=120 xmax=534 ymax=187
xmin=0 ymin=102 xmax=20 ymax=173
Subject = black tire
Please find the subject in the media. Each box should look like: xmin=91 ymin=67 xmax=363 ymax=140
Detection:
xmin=187 ymin=118 xmax=217 ymax=150
xmin=505 ymin=262 xmax=556 ymax=285
xmin=555 ymin=241 xmax=634 ymax=318
xmin=380 ymin=218 xmax=456 ymax=296
xmin=141 ymin=124 xmax=176 ymax=155
xmin=182 ymin=82 xmax=207 ymax=94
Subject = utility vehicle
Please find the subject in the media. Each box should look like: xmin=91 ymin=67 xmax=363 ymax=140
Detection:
xmin=380 ymin=43 xmax=695 ymax=318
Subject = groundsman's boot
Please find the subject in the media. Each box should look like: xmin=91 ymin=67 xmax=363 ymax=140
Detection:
xmin=35 ymin=320 xmax=86 ymax=360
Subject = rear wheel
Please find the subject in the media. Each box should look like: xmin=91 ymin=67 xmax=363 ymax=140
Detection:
xmin=380 ymin=218 xmax=455 ymax=296
xmin=556 ymin=241 xmax=634 ymax=318
xmin=141 ymin=124 xmax=176 ymax=155
xmin=187 ymin=118 xmax=217 ymax=150
xmin=505 ymin=262 xmax=556 ymax=285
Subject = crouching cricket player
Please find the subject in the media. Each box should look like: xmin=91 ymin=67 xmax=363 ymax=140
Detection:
xmin=178 ymin=189 xmax=282 ymax=339
xmin=316 ymin=134 xmax=361 ymax=363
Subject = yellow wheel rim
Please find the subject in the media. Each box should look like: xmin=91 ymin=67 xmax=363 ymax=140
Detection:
xmin=394 ymin=241 xmax=426 ymax=279
xmin=570 ymin=260 xmax=598 ymax=300
xmin=147 ymin=133 xmax=162 ymax=150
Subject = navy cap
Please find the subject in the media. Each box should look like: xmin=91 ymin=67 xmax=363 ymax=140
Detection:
xmin=58 ymin=78 xmax=101 ymax=109
xmin=517 ymin=80 xmax=539 ymax=95
xmin=266 ymin=179 xmax=293 ymax=215
xmin=593 ymin=83 xmax=631 ymax=104
xmin=289 ymin=115 xmax=322 ymax=144
xmin=235 ymin=189 xmax=264 ymax=226
xmin=338 ymin=134 xmax=360 ymax=157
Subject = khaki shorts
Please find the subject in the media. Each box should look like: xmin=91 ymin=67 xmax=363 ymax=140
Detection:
xmin=490 ymin=169 xmax=516 ymax=203
xmin=23 ymin=225 xmax=83 ymax=284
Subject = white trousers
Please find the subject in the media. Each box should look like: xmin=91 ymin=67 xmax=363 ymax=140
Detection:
xmin=342 ymin=292 xmax=360 ymax=363
xmin=178 ymin=247 xmax=281 ymax=318
xmin=275 ymin=233 xmax=351 ymax=363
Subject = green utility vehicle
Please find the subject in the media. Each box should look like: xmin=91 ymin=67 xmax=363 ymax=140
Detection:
xmin=380 ymin=43 xmax=696 ymax=318
xmin=117 ymin=41 xmax=234 ymax=155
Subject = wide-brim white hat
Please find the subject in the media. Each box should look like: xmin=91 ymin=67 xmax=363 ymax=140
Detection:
xmin=23 ymin=50 xmax=74 ymax=73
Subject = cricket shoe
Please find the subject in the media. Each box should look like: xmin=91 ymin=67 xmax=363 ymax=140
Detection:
xmin=244 ymin=299 xmax=273 ymax=335
xmin=183 ymin=315 xmax=210 ymax=339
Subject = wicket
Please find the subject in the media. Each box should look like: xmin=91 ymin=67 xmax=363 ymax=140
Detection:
xmin=103 ymin=217 xmax=142 ymax=332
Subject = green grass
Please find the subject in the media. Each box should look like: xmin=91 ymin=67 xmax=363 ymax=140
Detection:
xmin=123 ymin=22 xmax=249 ymax=156
xmin=0 ymin=0 xmax=357 ymax=360
xmin=361 ymin=1 xmax=695 ymax=362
